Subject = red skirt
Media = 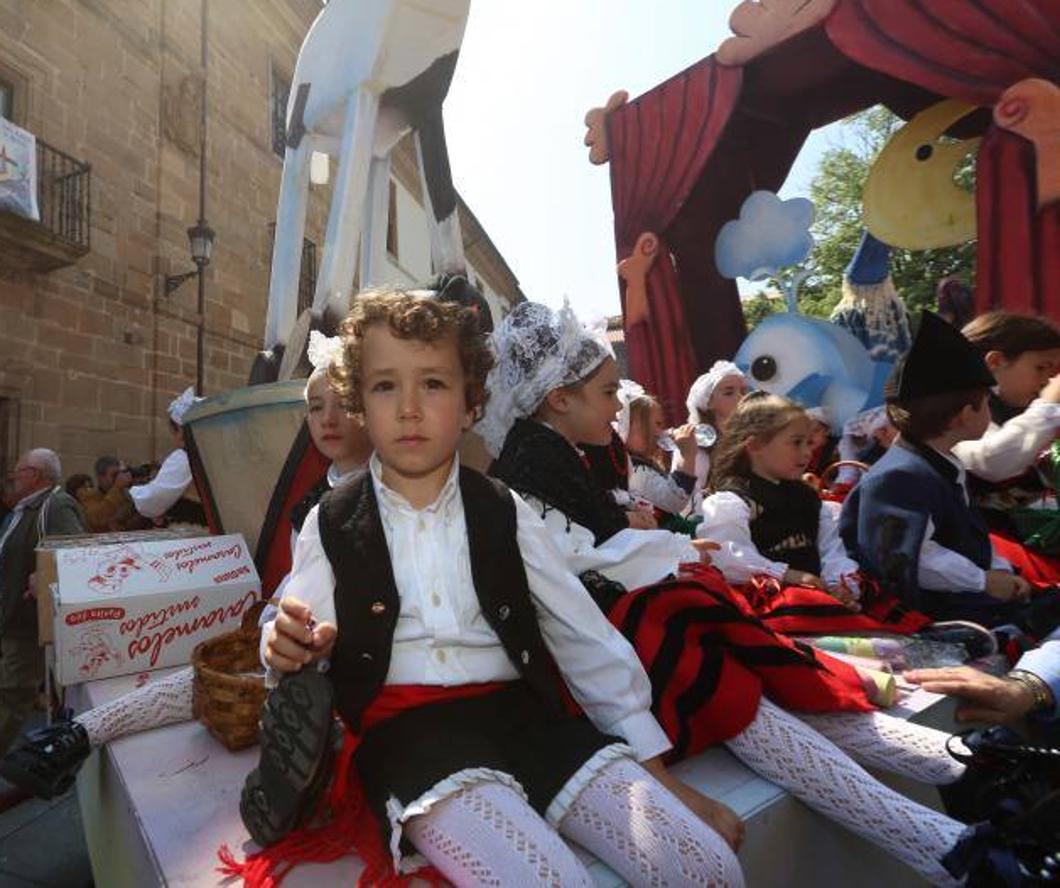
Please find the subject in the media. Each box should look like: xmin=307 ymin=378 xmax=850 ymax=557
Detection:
xmin=606 ymin=564 xmax=875 ymax=761
xmin=735 ymin=577 xmax=932 ymax=636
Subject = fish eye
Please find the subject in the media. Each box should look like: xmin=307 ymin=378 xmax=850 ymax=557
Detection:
xmin=915 ymin=144 xmax=933 ymax=161
xmin=751 ymin=355 xmax=777 ymax=382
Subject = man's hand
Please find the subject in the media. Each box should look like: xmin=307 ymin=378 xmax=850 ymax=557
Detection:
xmin=905 ymin=665 xmax=1041 ymax=724
xmin=782 ymin=568 xmax=827 ymax=591
xmin=264 ymin=596 xmax=337 ymax=674
xmin=984 ymin=569 xmax=1032 ymax=602
xmin=641 ymin=756 xmax=744 ymax=850
xmin=23 ymin=571 xmax=37 ymax=600
xmin=691 ymin=538 xmax=721 ymax=565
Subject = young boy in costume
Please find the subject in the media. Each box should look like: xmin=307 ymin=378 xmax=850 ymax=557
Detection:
xmin=840 ymin=311 xmax=1060 ymax=634
xmin=241 ymin=291 xmax=744 ymax=887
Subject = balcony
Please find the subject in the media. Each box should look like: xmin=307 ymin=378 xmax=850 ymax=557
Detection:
xmin=0 ymin=137 xmax=91 ymax=272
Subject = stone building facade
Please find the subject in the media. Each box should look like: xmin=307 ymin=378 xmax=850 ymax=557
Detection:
xmin=0 ymin=0 xmax=524 ymax=478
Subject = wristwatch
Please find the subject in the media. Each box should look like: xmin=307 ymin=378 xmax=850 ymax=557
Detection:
xmin=1007 ymin=669 xmax=1055 ymax=714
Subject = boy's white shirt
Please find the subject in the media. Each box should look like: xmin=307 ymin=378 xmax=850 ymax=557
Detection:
xmin=698 ymin=492 xmax=859 ymax=589
xmin=952 ymin=397 xmax=1060 ymax=482
xmin=262 ymin=454 xmax=671 ymax=761
xmin=916 ymin=447 xmax=1011 ymax=594
xmin=128 ymin=448 xmax=193 ymax=518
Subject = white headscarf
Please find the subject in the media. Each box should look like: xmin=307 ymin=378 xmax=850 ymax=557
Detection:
xmin=685 ymin=360 xmax=745 ymax=424
xmin=476 ymin=301 xmax=614 ymax=457
xmin=614 ymin=379 xmax=646 ymax=442
xmin=304 ymin=331 xmax=344 ymax=399
xmin=167 ymin=386 xmax=202 ymax=426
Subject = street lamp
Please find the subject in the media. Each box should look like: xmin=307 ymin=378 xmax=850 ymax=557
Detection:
xmin=165 ymin=221 xmax=215 ymax=295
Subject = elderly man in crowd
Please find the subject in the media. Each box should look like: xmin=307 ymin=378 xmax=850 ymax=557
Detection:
xmin=0 ymin=449 xmax=85 ymax=753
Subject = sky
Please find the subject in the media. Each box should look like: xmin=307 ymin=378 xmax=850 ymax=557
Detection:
xmin=443 ymin=1 xmax=850 ymax=319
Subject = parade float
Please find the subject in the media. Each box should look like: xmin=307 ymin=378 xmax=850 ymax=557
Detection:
xmin=36 ymin=0 xmax=1059 ymax=885
xmin=586 ymin=0 xmax=1060 ymax=421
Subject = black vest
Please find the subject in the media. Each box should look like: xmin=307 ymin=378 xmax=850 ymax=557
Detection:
xmin=725 ymin=476 xmax=822 ymax=575
xmin=317 ymin=466 xmax=563 ymax=731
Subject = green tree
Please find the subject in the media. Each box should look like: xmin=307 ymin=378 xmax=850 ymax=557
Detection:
xmin=797 ymin=106 xmax=976 ymax=319
xmin=742 ymin=291 xmax=782 ymax=329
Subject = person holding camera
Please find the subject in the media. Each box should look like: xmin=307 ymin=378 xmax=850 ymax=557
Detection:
xmin=77 ymin=456 xmax=146 ymax=534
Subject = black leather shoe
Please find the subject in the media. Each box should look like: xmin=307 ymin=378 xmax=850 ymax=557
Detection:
xmin=240 ymin=669 xmax=337 ymax=847
xmin=0 ymin=720 xmax=90 ymax=800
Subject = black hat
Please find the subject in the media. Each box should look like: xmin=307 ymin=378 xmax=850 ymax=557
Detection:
xmin=411 ymin=273 xmax=494 ymax=334
xmin=884 ymin=310 xmax=995 ymax=401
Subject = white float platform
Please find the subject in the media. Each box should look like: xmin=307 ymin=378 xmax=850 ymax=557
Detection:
xmin=71 ymin=668 xmax=956 ymax=887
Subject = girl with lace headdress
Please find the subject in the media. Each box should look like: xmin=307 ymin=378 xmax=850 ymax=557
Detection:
xmin=612 ymin=379 xmax=699 ymax=528
xmin=0 ymin=333 xmax=371 ymax=801
xmin=482 ymin=300 xmax=973 ymax=887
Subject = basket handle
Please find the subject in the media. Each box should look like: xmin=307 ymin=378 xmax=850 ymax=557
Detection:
xmin=241 ymin=598 xmax=270 ymax=633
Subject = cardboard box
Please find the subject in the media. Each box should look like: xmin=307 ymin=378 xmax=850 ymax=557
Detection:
xmin=46 ymin=533 xmax=260 ymax=686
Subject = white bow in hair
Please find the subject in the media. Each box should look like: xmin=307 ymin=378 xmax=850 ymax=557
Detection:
xmin=614 ymin=379 xmax=646 ymax=442
xmin=167 ymin=385 xmax=202 ymax=426
xmin=307 ymin=330 xmax=344 ymax=372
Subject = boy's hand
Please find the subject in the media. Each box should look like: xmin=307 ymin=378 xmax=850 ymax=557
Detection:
xmin=827 ymin=578 xmax=861 ymax=611
xmin=691 ymin=538 xmax=720 ymax=564
xmin=265 ymin=596 xmax=337 ymax=673
xmin=641 ymin=756 xmax=744 ymax=851
xmin=984 ymin=569 xmax=1033 ymax=602
xmin=782 ymin=568 xmax=826 ymax=590
xmin=627 ymin=510 xmax=658 ymax=530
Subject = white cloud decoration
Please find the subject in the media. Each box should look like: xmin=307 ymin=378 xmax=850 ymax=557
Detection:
xmin=714 ymin=190 xmax=815 ymax=282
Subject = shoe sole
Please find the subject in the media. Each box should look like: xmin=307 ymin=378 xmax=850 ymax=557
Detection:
xmin=0 ymin=757 xmax=68 ymax=801
xmin=240 ymin=669 xmax=335 ymax=847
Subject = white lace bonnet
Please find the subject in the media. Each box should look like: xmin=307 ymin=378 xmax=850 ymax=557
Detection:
xmin=476 ymin=301 xmax=614 ymax=457
xmin=614 ymin=379 xmax=647 ymax=442
xmin=167 ymin=386 xmax=202 ymax=426
xmin=304 ymin=331 xmax=344 ymax=399
xmin=685 ymin=360 xmax=745 ymax=423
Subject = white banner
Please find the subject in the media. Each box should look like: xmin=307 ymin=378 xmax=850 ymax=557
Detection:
xmin=0 ymin=117 xmax=39 ymax=222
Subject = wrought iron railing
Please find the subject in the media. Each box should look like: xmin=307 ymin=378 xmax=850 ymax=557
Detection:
xmin=35 ymin=138 xmax=91 ymax=250
xmin=266 ymin=223 xmax=318 ymax=314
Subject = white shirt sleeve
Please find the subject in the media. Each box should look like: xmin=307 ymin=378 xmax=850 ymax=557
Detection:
xmin=917 ymin=517 xmax=988 ymax=592
xmin=258 ymin=506 xmax=338 ymax=667
xmin=513 ymin=493 xmax=671 ymax=760
xmin=953 ymin=399 xmax=1060 ymax=482
xmin=529 ymin=497 xmax=698 ymax=591
xmin=818 ymin=500 xmax=861 ymax=591
xmin=698 ymin=492 xmax=787 ymax=584
xmin=128 ymin=449 xmax=193 ymax=519
xmin=628 ymin=462 xmax=692 ymax=515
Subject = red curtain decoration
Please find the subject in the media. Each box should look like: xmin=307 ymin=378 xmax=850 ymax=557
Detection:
xmin=605 ymin=59 xmax=743 ymax=419
xmin=825 ymin=0 xmax=1060 ymax=319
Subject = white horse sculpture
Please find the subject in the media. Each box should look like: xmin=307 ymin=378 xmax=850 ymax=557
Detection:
xmin=255 ymin=0 xmax=472 ymax=381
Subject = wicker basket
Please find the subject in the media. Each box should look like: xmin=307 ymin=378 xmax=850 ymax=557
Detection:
xmin=192 ymin=599 xmax=269 ymax=751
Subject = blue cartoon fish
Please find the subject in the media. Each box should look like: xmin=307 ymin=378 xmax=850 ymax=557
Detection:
xmin=734 ymin=313 xmax=893 ymax=433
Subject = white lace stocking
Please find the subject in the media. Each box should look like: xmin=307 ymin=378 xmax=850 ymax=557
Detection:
xmin=404 ymin=781 xmax=592 ymax=887
xmin=799 ymin=710 xmax=966 ymax=785
xmin=726 ymin=699 xmax=963 ymax=886
xmin=559 ymin=758 xmax=745 ymax=887
xmin=76 ymin=667 xmax=194 ymax=748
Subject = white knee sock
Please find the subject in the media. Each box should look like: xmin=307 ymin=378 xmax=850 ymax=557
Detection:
xmin=75 ymin=667 xmax=194 ymax=747
xmin=725 ymin=699 xmax=963 ymax=886
xmin=559 ymin=757 xmax=745 ymax=887
xmin=799 ymin=710 xmax=966 ymax=784
xmin=404 ymin=780 xmax=593 ymax=887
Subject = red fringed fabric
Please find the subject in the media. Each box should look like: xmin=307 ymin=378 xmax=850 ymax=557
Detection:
xmin=990 ymin=532 xmax=1060 ymax=589
xmin=739 ymin=575 xmax=932 ymax=636
xmin=218 ymin=683 xmax=506 ymax=887
xmin=607 ymin=563 xmax=874 ymax=761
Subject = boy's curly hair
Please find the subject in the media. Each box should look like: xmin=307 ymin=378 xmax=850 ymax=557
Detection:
xmin=328 ymin=290 xmax=494 ymax=418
